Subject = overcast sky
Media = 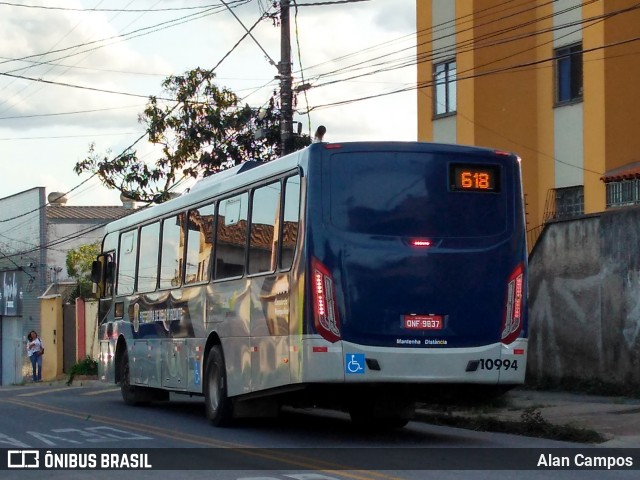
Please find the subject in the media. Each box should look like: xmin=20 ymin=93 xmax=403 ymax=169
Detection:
xmin=0 ymin=0 xmax=417 ymax=205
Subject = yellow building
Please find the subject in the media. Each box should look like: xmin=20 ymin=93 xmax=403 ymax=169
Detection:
xmin=416 ymin=0 xmax=640 ymax=237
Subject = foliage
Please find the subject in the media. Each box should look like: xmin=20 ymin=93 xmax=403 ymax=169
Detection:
xmin=415 ymin=409 xmax=605 ymax=444
xmin=66 ymin=242 xmax=100 ymax=300
xmin=75 ymin=68 xmax=311 ymax=203
xmin=66 ymin=357 xmax=98 ymax=385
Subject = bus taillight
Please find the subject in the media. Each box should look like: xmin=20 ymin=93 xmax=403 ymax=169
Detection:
xmin=501 ymin=263 xmax=524 ymax=344
xmin=311 ymin=258 xmax=341 ymax=343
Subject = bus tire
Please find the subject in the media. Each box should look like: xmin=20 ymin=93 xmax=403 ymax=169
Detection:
xmin=204 ymin=345 xmax=233 ymax=427
xmin=119 ymin=351 xmax=148 ymax=406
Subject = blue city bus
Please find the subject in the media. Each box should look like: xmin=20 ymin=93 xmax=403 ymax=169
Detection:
xmin=92 ymin=141 xmax=527 ymax=429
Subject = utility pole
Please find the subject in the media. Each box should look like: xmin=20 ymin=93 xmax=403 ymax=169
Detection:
xmin=279 ymin=0 xmax=294 ymax=155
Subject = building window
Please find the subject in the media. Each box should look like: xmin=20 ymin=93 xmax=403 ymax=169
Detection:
xmin=606 ymin=179 xmax=640 ymax=209
xmin=555 ymin=43 xmax=583 ymax=104
xmin=555 ymin=186 xmax=584 ymax=219
xmin=433 ymin=60 xmax=456 ymax=116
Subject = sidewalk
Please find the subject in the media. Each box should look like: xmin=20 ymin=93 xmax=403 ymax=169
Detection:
xmin=417 ymin=388 xmax=640 ymax=447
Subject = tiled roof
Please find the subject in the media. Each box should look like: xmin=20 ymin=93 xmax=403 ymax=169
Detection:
xmin=46 ymin=205 xmax=134 ymax=221
xmin=601 ymin=161 xmax=640 ymax=183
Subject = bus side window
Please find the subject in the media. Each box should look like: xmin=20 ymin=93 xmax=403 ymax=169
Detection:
xmin=117 ymin=231 xmax=137 ymax=296
xmin=160 ymin=214 xmax=185 ymax=289
xmin=215 ymin=193 xmax=248 ymax=279
xmin=281 ymin=175 xmax=301 ymax=270
xmin=137 ymin=222 xmax=160 ymax=292
xmin=186 ymin=203 xmax=215 ymax=284
xmin=248 ymin=182 xmax=281 ymax=275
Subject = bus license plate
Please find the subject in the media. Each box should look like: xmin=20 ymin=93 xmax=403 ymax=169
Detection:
xmin=403 ymin=315 xmax=443 ymax=330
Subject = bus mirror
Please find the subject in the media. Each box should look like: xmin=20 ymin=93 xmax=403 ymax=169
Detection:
xmin=91 ymin=260 xmax=102 ymax=283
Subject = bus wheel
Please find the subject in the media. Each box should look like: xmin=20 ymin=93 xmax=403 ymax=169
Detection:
xmin=120 ymin=351 xmax=147 ymax=406
xmin=204 ymin=345 xmax=233 ymax=427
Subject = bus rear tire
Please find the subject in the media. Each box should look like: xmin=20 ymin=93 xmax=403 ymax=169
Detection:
xmin=204 ymin=345 xmax=233 ymax=427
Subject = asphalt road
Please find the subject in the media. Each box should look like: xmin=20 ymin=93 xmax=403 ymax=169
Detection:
xmin=0 ymin=381 xmax=637 ymax=479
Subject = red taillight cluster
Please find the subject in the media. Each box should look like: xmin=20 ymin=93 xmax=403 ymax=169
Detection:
xmin=311 ymin=258 xmax=341 ymax=343
xmin=501 ymin=263 xmax=524 ymax=344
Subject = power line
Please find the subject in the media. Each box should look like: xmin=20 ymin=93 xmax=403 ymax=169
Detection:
xmin=292 ymin=0 xmax=311 ymax=135
xmin=303 ymin=1 xmax=637 ymax=96
xmin=0 ymin=71 xmax=169 ymax=99
xmin=0 ymin=104 xmax=143 ymax=121
xmin=220 ymin=0 xmax=277 ymax=67
xmin=0 ymin=1 xmax=242 ymax=13
xmin=294 ymin=0 xmax=370 ymax=5
xmin=0 ymin=4 xmax=238 ymax=68
xmin=305 ymin=35 xmax=640 ymax=114
xmin=0 ymin=131 xmax=145 ymax=141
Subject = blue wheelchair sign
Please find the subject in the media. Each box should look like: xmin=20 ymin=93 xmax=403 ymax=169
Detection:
xmin=345 ymin=353 xmax=365 ymax=374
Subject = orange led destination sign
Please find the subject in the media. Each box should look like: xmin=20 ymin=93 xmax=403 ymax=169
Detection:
xmin=450 ymin=164 xmax=500 ymax=192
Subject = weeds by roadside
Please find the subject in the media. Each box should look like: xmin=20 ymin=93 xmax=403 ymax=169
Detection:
xmin=415 ymin=405 xmax=605 ymax=443
xmin=67 ymin=357 xmax=98 ymax=386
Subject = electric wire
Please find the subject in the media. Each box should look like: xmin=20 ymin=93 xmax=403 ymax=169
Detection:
xmin=292 ymin=0 xmax=311 ymax=136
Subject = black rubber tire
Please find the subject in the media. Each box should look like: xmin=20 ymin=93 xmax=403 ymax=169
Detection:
xmin=120 ymin=351 xmax=147 ymax=406
xmin=204 ymin=345 xmax=234 ymax=427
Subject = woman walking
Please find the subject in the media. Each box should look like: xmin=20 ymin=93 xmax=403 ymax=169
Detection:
xmin=26 ymin=330 xmax=43 ymax=382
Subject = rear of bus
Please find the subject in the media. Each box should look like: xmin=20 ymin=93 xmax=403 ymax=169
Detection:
xmin=301 ymin=142 xmax=527 ymax=416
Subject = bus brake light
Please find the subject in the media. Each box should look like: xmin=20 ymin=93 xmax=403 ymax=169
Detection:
xmin=501 ymin=263 xmax=524 ymax=345
xmin=410 ymin=239 xmax=432 ymax=248
xmin=311 ymin=258 xmax=341 ymax=343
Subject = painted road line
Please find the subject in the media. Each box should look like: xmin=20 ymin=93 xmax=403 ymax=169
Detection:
xmin=3 ymin=397 xmax=396 ymax=480
xmin=17 ymin=387 xmax=84 ymax=397
xmin=81 ymin=388 xmax=121 ymax=396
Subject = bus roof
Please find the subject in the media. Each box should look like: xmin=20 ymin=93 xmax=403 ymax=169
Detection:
xmin=103 ymin=141 xmax=515 ymax=234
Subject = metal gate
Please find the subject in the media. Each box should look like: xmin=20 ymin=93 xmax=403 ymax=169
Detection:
xmin=63 ymin=304 xmax=76 ymax=374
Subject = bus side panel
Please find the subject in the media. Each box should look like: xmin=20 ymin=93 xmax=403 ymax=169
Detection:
xmin=499 ymin=339 xmax=528 ymax=384
xmin=248 ymin=275 xmax=289 ymax=391
xmin=221 ymin=337 xmax=251 ymax=396
xmin=206 ymin=279 xmax=252 ymax=397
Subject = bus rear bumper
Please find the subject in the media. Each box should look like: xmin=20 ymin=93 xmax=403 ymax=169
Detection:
xmin=301 ymin=338 xmax=527 ymax=386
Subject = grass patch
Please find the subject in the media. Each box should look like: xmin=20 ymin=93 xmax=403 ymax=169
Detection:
xmin=416 ymin=406 xmax=605 ymax=444
xmin=67 ymin=357 xmax=98 ymax=385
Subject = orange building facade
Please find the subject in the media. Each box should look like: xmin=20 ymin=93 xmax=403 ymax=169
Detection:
xmin=416 ymin=0 xmax=640 ymax=236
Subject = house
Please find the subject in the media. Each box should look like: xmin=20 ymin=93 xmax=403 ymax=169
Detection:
xmin=416 ymin=0 xmax=640 ymax=238
xmin=0 ymin=187 xmax=134 ymax=385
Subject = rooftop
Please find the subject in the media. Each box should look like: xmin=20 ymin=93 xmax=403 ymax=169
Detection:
xmin=46 ymin=205 xmax=134 ymax=221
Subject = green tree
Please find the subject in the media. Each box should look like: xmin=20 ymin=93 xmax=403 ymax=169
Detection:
xmin=66 ymin=242 xmax=101 ymax=300
xmin=75 ymin=68 xmax=310 ymax=203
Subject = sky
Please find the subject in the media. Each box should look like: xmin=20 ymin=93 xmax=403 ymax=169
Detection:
xmin=0 ymin=0 xmax=417 ymax=206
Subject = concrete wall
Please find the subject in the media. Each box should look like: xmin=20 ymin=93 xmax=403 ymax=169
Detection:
xmin=0 ymin=187 xmax=47 ymax=384
xmin=2 ymin=318 xmax=23 ymax=385
xmin=529 ymin=207 xmax=640 ymax=387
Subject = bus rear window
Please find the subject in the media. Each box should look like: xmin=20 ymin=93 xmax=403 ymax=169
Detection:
xmin=327 ymin=152 xmax=508 ymax=237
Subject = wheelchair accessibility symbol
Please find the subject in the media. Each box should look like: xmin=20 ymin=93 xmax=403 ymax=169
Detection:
xmin=345 ymin=353 xmax=365 ymax=374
